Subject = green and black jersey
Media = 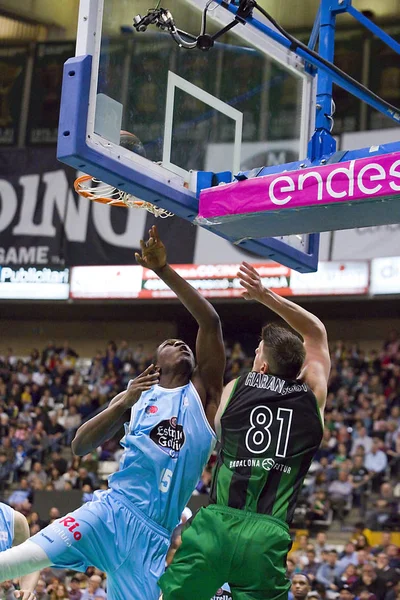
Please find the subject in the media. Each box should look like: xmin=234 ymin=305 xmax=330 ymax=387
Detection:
xmin=210 ymin=371 xmax=323 ymax=525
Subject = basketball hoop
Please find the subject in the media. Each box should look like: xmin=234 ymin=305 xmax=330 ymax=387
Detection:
xmin=74 ymin=175 xmax=174 ymax=218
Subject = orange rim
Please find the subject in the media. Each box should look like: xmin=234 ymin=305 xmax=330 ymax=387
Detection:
xmin=74 ymin=175 xmax=144 ymax=208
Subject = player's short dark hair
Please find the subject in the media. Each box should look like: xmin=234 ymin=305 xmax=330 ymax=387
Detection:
xmin=262 ymin=323 xmax=305 ymax=379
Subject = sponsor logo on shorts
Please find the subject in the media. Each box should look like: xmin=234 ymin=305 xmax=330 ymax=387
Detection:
xmin=0 ymin=531 xmax=8 ymax=542
xmin=40 ymin=533 xmax=54 ymax=544
xmin=150 ymin=417 xmax=185 ymax=458
xmin=145 ymin=405 xmax=158 ymax=415
xmin=229 ymin=458 xmax=291 ymax=474
xmin=212 ymin=590 xmax=232 ymax=600
xmin=59 ymin=516 xmax=82 ymax=541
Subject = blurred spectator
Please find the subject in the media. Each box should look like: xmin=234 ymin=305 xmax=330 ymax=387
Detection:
xmin=315 ymin=532 xmax=329 ymax=561
xmin=328 ymin=471 xmax=353 ymax=523
xmin=68 ymin=578 xmax=82 ymax=600
xmin=303 ymin=548 xmax=320 ymax=584
xmin=7 ymin=477 xmax=32 ymax=507
xmin=74 ymin=468 xmax=93 ymax=490
xmin=0 ymin=580 xmax=17 ymax=600
xmin=36 ymin=579 xmax=50 ymax=600
xmin=27 ymin=462 xmax=48 ymax=487
xmin=358 ymin=564 xmax=386 ymax=599
xmin=365 ymin=440 xmax=388 ymax=492
xmin=375 ymin=553 xmax=400 ymax=591
xmin=349 ymin=454 xmax=370 ymax=515
xmin=316 ymin=550 xmax=341 ymax=599
xmin=387 ymin=545 xmax=400 ymax=569
xmin=337 ymin=543 xmax=358 ymax=575
xmin=306 ymin=490 xmax=330 ymax=527
xmin=49 ymin=583 xmax=70 ymax=600
xmin=80 ymin=576 xmax=106 ymax=600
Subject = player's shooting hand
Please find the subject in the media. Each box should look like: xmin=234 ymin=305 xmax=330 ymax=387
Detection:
xmin=135 ymin=225 xmax=167 ymax=272
xmin=14 ymin=591 xmax=36 ymax=600
xmin=237 ymin=262 xmax=266 ymax=302
xmin=122 ymin=364 xmax=160 ymax=408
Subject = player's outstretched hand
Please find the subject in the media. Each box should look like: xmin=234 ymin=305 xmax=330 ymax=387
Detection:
xmin=237 ymin=262 xmax=266 ymax=302
xmin=14 ymin=591 xmax=36 ymax=600
xmin=135 ymin=225 xmax=167 ymax=271
xmin=123 ymin=365 xmax=160 ymax=408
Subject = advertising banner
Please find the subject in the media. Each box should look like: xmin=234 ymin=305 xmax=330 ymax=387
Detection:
xmin=69 ymin=261 xmax=369 ymax=300
xmin=370 ymin=257 xmax=400 ymax=295
xmin=0 ymin=147 xmax=196 ymax=267
xmin=0 ymin=266 xmax=69 ymax=299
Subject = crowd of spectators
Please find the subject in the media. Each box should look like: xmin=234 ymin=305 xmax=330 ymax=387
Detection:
xmin=288 ymin=530 xmax=400 ymax=600
xmin=0 ymin=331 xmax=399 ymax=599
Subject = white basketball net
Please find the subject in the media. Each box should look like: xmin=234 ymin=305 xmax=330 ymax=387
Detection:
xmin=74 ymin=175 xmax=174 ymax=218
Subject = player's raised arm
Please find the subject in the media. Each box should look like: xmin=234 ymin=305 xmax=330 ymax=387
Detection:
xmin=136 ymin=226 xmax=225 ymax=425
xmin=71 ymin=366 xmax=160 ymax=455
xmin=13 ymin=511 xmax=40 ymax=600
xmin=238 ymin=262 xmax=330 ymax=411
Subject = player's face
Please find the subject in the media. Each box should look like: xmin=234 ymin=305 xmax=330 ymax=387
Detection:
xmin=291 ymin=576 xmax=310 ymax=599
xmin=157 ymin=339 xmax=195 ymax=372
xmin=252 ymin=340 xmax=268 ymax=373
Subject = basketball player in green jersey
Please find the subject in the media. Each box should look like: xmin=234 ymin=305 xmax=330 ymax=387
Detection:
xmin=159 ymin=262 xmax=330 ymax=600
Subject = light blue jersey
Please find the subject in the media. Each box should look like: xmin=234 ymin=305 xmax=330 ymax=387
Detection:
xmin=109 ymin=381 xmax=216 ymax=531
xmin=30 ymin=381 xmax=216 ymax=600
xmin=0 ymin=502 xmax=14 ymax=551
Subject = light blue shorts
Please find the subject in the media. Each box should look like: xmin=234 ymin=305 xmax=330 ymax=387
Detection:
xmin=30 ymin=490 xmax=170 ymax=600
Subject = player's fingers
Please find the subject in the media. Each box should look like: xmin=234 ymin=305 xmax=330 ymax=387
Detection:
xmin=239 ymin=263 xmax=259 ymax=280
xmin=238 ymin=279 xmax=253 ymax=290
xmin=136 ymin=364 xmax=155 ymax=378
xmin=138 ymin=384 xmax=156 ymax=392
xmin=237 ymin=270 xmax=252 ymax=284
xmin=140 ymin=239 xmax=146 ymax=251
xmin=152 ymin=225 xmax=159 ymax=241
xmin=135 ymin=252 xmax=145 ymax=266
xmin=242 ymin=261 xmax=258 ymax=274
xmin=241 ymin=291 xmax=251 ymax=300
xmin=134 ymin=373 xmax=160 ymax=384
xmin=14 ymin=592 xmax=21 ymax=599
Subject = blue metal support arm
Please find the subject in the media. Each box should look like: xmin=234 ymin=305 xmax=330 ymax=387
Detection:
xmin=308 ymin=0 xmax=337 ymax=161
xmin=308 ymin=4 xmax=321 ymax=51
xmin=346 ymin=4 xmax=400 ymax=55
xmin=218 ymin=0 xmax=400 ymax=126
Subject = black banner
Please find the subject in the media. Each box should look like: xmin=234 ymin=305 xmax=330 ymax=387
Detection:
xmin=0 ymin=45 xmax=29 ymax=146
xmin=27 ymin=42 xmax=75 ymax=145
xmin=0 ymin=147 xmax=197 ymax=266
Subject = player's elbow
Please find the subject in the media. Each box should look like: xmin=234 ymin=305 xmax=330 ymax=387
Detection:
xmin=311 ymin=318 xmax=328 ymax=342
xmin=71 ymin=432 xmax=87 ymax=456
xmin=204 ymin=309 xmax=221 ymax=330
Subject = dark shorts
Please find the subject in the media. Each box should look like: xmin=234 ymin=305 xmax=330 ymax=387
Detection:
xmin=159 ymin=504 xmax=292 ymax=600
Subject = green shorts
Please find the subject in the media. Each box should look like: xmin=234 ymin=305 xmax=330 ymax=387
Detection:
xmin=159 ymin=504 xmax=292 ymax=600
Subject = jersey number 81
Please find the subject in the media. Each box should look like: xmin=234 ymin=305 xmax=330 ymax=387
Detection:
xmin=245 ymin=406 xmax=293 ymax=458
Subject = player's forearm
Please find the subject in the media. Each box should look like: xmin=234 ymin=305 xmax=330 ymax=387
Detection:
xmin=259 ymin=288 xmax=326 ymax=341
xmin=71 ymin=396 xmax=128 ymax=456
xmin=19 ymin=570 xmax=40 ymax=594
xmin=154 ymin=264 xmax=220 ymax=328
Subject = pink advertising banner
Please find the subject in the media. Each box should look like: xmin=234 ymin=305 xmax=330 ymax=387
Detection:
xmin=198 ymin=151 xmax=400 ymax=219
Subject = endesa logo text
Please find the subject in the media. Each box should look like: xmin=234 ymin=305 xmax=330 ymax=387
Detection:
xmin=265 ymin=155 xmax=400 ymax=207
xmin=199 ymin=151 xmax=400 ymax=219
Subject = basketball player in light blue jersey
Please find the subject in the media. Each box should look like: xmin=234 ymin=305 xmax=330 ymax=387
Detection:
xmin=0 ymin=226 xmax=225 ymax=600
xmin=0 ymin=502 xmax=39 ymax=600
